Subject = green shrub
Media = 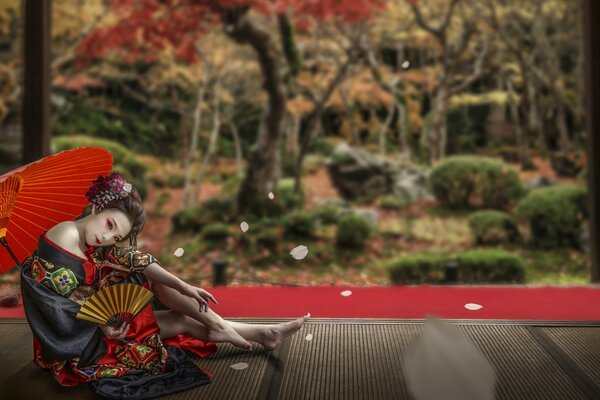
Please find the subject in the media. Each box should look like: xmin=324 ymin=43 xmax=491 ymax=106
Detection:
xmin=515 ymin=185 xmax=588 ymax=248
xmin=149 ymin=171 xmax=185 ymax=188
xmin=275 ymin=179 xmax=304 ymax=211
xmin=284 ymin=211 xmax=320 ymax=238
xmin=428 ymin=156 xmax=524 ymax=210
xmin=313 ymin=202 xmax=347 ymax=225
xmin=388 ymin=254 xmax=447 ymax=284
xmin=303 ymin=154 xmax=325 ymax=175
xmin=281 ymin=151 xmax=298 ymax=178
xmin=490 ymin=146 xmax=521 ymax=163
xmin=171 ymin=197 xmax=236 ymax=233
xmin=239 ymin=178 xmax=304 ymax=218
xmin=456 ymin=249 xmax=526 ymax=283
xmin=53 ymin=135 xmax=149 ymax=199
xmin=201 ymin=223 xmax=231 ymax=242
xmin=551 ymin=151 xmax=585 ymax=178
xmin=220 ymin=174 xmax=244 ymax=198
xmin=256 ymin=227 xmax=278 ymax=252
xmin=446 ymin=104 xmax=488 ymax=154
xmin=201 ymin=197 xmax=237 ymax=221
xmin=150 ymin=191 xmax=172 ymax=217
xmin=468 ymin=210 xmax=520 ymax=245
xmin=378 ymin=195 xmax=409 ymax=211
xmin=308 ymin=137 xmax=335 ymax=156
xmin=52 ymin=135 xmax=148 ymax=178
xmin=336 ymin=214 xmax=372 ymax=248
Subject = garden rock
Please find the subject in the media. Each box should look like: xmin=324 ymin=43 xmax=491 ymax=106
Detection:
xmin=326 ymin=143 xmax=430 ymax=203
xmin=391 ymin=168 xmax=433 ymax=203
xmin=339 ymin=207 xmax=380 ymax=227
xmin=524 ymin=176 xmax=554 ymax=190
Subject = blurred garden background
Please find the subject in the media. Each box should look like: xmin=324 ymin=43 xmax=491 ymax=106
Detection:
xmin=0 ymin=0 xmax=591 ymax=287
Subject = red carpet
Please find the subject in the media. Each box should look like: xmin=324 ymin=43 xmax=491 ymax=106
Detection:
xmin=2 ymin=286 xmax=600 ymax=321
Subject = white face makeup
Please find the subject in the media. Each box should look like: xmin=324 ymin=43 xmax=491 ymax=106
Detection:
xmin=85 ymin=208 xmax=133 ymax=247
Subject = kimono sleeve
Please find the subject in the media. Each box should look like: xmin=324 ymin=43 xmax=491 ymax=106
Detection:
xmin=105 ymin=246 xmax=163 ymax=273
xmin=20 ymin=257 xmax=104 ymax=362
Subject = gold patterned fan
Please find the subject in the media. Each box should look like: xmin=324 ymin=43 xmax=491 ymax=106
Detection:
xmin=76 ymin=284 xmax=154 ymax=327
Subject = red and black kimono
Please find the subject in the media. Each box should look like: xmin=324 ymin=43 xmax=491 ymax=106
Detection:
xmin=19 ymin=233 xmax=218 ymax=399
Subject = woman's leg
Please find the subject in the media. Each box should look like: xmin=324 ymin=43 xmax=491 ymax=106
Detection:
xmin=225 ymin=317 xmax=311 ymax=351
xmin=152 ymin=282 xmax=310 ymax=350
xmin=154 ymin=310 xmax=210 ymax=340
xmin=151 ymin=280 xmax=252 ymax=349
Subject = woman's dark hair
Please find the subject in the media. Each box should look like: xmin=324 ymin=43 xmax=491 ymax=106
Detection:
xmin=105 ymin=186 xmax=146 ymax=245
xmin=76 ymin=186 xmax=146 ymax=246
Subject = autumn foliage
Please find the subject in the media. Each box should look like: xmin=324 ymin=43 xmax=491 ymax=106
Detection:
xmin=77 ymin=0 xmax=386 ymax=65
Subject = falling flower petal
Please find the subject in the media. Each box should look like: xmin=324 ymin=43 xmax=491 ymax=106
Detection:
xmin=402 ymin=60 xmax=410 ymax=69
xmin=403 ymin=317 xmax=496 ymax=400
xmin=465 ymin=303 xmax=483 ymax=311
xmin=173 ymin=248 xmax=184 ymax=257
xmin=290 ymin=245 xmax=309 ymax=260
xmin=268 ymin=192 xmax=275 ymax=200
xmin=305 ymin=333 xmax=313 ymax=341
xmin=240 ymin=221 xmax=249 ymax=232
xmin=230 ymin=362 xmax=249 ymax=370
xmin=340 ymin=290 xmax=352 ymax=297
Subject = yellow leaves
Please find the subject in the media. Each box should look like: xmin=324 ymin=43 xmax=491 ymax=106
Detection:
xmin=287 ymin=98 xmax=314 ymax=116
xmin=0 ymin=0 xmax=18 ymax=36
xmin=449 ymin=91 xmax=520 ymax=108
xmin=52 ymin=0 xmax=107 ymax=39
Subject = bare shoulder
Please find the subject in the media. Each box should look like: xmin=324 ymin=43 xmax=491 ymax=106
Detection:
xmin=46 ymin=221 xmax=81 ymax=251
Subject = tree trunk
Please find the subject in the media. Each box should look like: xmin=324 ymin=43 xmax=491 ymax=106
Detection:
xmin=293 ymin=56 xmax=354 ymax=193
xmin=555 ymin=93 xmax=572 ymax=151
xmin=340 ymin=83 xmax=360 ymax=145
xmin=378 ymin=104 xmax=395 ymax=156
xmin=429 ymin=80 xmax=449 ymax=163
xmin=397 ymin=101 xmax=411 ymax=162
xmin=229 ymin=122 xmax=244 ymax=178
xmin=173 ymin=88 xmax=189 ymax=162
xmin=506 ymin=77 xmax=531 ymax=168
xmin=224 ymin=11 xmax=287 ymax=214
xmin=193 ymin=76 xmax=222 ymax=204
xmin=182 ymin=71 xmax=208 ymax=207
xmin=286 ymin=114 xmax=300 ymax=155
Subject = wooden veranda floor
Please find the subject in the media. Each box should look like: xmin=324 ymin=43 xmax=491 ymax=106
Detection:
xmin=0 ymin=318 xmax=599 ymax=399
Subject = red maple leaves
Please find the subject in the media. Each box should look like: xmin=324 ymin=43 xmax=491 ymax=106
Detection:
xmin=76 ymin=0 xmax=386 ymax=66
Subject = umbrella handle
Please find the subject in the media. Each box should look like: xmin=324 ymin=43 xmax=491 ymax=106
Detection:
xmin=0 ymin=237 xmax=22 ymax=271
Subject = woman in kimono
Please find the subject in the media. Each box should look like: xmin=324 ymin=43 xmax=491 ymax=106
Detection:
xmin=20 ymin=172 xmax=309 ymax=399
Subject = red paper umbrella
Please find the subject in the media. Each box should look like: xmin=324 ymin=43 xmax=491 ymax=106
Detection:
xmin=0 ymin=147 xmax=113 ymax=273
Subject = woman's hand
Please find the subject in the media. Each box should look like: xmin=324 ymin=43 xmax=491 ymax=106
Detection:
xmin=100 ymin=321 xmax=130 ymax=340
xmin=181 ymin=283 xmax=219 ymax=312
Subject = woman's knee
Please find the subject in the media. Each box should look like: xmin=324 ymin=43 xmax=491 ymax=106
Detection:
xmin=156 ymin=310 xmax=187 ymax=337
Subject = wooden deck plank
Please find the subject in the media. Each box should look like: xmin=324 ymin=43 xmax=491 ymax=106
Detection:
xmin=1 ymin=319 xmax=600 ymax=399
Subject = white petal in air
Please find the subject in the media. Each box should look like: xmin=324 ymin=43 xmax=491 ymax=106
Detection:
xmin=230 ymin=362 xmax=249 ymax=370
xmin=402 ymin=60 xmax=410 ymax=69
xmin=240 ymin=221 xmax=249 ymax=232
xmin=403 ymin=317 xmax=496 ymax=400
xmin=305 ymin=333 xmax=314 ymax=341
xmin=340 ymin=290 xmax=352 ymax=297
xmin=173 ymin=248 xmax=185 ymax=257
xmin=268 ymin=192 xmax=275 ymax=200
xmin=465 ymin=303 xmax=483 ymax=311
xmin=290 ymin=245 xmax=309 ymax=260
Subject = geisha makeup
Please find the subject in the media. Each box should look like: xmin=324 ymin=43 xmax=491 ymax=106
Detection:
xmin=84 ymin=208 xmax=133 ymax=247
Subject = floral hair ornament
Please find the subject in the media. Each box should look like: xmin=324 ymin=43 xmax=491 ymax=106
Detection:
xmin=85 ymin=172 xmax=133 ymax=213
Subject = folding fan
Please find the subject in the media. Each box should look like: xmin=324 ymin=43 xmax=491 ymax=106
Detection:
xmin=76 ymin=284 xmax=154 ymax=327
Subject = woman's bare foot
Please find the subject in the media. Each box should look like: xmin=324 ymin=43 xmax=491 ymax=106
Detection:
xmin=261 ymin=313 xmax=311 ymax=351
xmin=208 ymin=322 xmax=253 ymax=350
